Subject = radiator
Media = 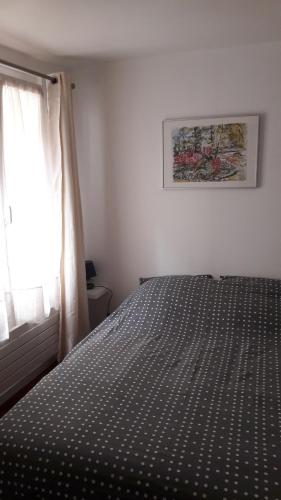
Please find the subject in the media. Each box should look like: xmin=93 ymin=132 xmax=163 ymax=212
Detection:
xmin=0 ymin=313 xmax=59 ymax=405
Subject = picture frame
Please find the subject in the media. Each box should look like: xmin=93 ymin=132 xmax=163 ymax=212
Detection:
xmin=163 ymin=115 xmax=259 ymax=189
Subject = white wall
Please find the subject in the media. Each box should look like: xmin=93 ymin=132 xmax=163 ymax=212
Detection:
xmin=0 ymin=44 xmax=58 ymax=75
xmin=71 ymin=66 xmax=110 ymax=279
xmin=73 ymin=42 xmax=281 ymax=306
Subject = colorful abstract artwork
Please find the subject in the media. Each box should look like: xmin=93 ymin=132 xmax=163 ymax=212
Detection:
xmin=163 ymin=116 xmax=258 ymax=188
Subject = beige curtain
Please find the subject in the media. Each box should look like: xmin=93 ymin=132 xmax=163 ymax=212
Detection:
xmin=47 ymin=73 xmax=89 ymax=360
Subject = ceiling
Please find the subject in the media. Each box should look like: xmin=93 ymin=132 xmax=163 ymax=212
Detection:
xmin=0 ymin=0 xmax=281 ymax=63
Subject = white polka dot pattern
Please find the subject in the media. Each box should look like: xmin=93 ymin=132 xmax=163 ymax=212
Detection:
xmin=0 ymin=275 xmax=281 ymax=499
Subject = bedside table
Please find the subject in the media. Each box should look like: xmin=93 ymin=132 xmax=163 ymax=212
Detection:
xmin=87 ymin=287 xmax=112 ymax=331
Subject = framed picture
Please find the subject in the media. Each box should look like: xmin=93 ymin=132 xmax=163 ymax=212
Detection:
xmin=163 ymin=115 xmax=259 ymax=188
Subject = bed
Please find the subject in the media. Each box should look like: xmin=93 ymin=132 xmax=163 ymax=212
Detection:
xmin=0 ymin=275 xmax=281 ymax=499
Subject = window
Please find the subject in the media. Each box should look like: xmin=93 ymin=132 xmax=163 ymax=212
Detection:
xmin=0 ymin=77 xmax=60 ymax=342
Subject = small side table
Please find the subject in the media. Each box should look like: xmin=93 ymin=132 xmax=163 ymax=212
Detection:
xmin=87 ymin=287 xmax=112 ymax=331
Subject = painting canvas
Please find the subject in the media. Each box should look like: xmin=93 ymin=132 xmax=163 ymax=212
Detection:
xmin=163 ymin=115 xmax=259 ymax=188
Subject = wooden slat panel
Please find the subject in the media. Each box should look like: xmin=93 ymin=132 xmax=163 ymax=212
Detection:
xmin=9 ymin=323 xmax=36 ymax=341
xmin=0 ymin=356 xmax=57 ymax=406
xmin=0 ymin=324 xmax=58 ymax=369
xmin=0 ymin=331 xmax=58 ymax=377
xmin=0 ymin=339 xmax=58 ymax=394
xmin=0 ymin=313 xmax=59 ymax=360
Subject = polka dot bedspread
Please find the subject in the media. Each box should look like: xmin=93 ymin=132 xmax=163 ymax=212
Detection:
xmin=0 ymin=275 xmax=281 ymax=499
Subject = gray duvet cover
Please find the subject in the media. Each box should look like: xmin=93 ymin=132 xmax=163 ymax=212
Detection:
xmin=0 ymin=275 xmax=281 ymax=499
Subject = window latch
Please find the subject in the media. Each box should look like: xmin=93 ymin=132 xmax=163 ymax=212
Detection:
xmin=4 ymin=206 xmax=12 ymax=225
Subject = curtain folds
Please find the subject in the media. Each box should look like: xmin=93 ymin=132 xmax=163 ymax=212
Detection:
xmin=0 ymin=72 xmax=89 ymax=360
xmin=47 ymin=73 xmax=89 ymax=360
xmin=0 ymin=79 xmax=60 ymax=341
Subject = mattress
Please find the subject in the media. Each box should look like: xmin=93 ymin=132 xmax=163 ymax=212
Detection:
xmin=0 ymin=275 xmax=281 ymax=499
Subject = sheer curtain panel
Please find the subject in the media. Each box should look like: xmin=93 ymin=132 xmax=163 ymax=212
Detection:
xmin=0 ymin=78 xmax=60 ymax=342
xmin=0 ymin=73 xmax=89 ymax=360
